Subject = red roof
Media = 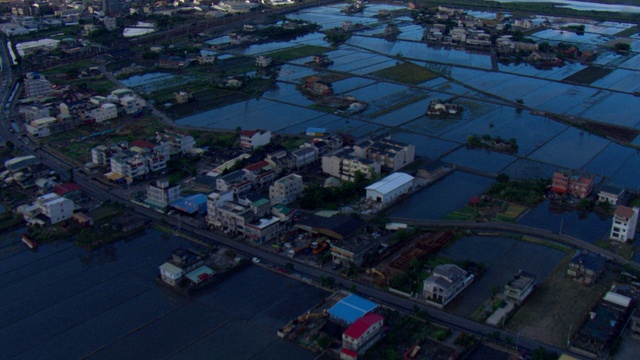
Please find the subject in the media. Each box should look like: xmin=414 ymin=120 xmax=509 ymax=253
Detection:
xmin=241 ymin=130 xmax=257 ymax=137
xmin=615 ymin=206 xmax=636 ymax=219
xmin=340 ymin=348 xmax=357 ymax=359
xmin=245 ymin=161 xmax=269 ymax=172
xmin=54 ymin=183 xmax=82 ymax=195
xmin=343 ymin=313 xmax=384 ymax=340
xmin=131 ymin=139 xmax=157 ymax=149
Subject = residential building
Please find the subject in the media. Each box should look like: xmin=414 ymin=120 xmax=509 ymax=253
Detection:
xmin=304 ymin=76 xmax=333 ymax=96
xmin=610 ymin=206 xmax=639 ymax=242
xmin=322 ymin=148 xmax=381 ymax=181
xmin=598 ymin=186 xmax=626 ymax=206
xmin=244 ymin=216 xmax=282 ymax=244
xmin=23 ymin=72 xmax=51 ymax=98
xmin=20 ymin=104 xmax=50 ymax=122
xmin=567 ymin=251 xmax=606 ymax=286
xmin=209 ymin=199 xmax=251 ymax=235
xmin=340 ymin=313 xmax=385 ymax=359
xmin=551 ymin=171 xmax=594 ymax=199
xmin=110 ymin=88 xmax=134 ymax=99
xmin=269 ymin=173 xmax=303 ymax=205
xmin=265 ymin=150 xmax=295 ymax=174
xmin=365 ymin=172 xmax=414 ymax=205
xmin=205 ymin=191 xmax=234 ymax=227
xmin=26 ymin=117 xmax=57 ymax=137
xmin=255 ymin=55 xmax=272 ymax=67
xmin=239 ymin=129 xmax=271 ymax=149
xmin=108 ymin=150 xmax=167 ymax=182
xmin=291 ymin=146 xmax=318 ymax=169
xmin=120 ymin=95 xmax=146 ymax=115
xmin=91 ymin=144 xmax=118 ymax=166
xmin=158 ymin=56 xmax=190 ymax=69
xmin=89 ymin=103 xmax=118 ymax=122
xmin=174 ymin=91 xmax=193 ymax=104
xmin=146 ymin=179 xmax=180 ymax=211
xmin=504 ymin=271 xmax=536 ymax=305
xmin=330 ymin=236 xmax=377 ymax=267
xmin=156 ymin=130 xmax=195 ymax=155
xmin=130 ymin=139 xmax=170 ymax=160
xmin=423 ymin=264 xmax=474 ymax=307
xmin=197 ymin=55 xmax=217 ymax=65
xmin=216 ymin=170 xmax=252 ymax=194
xmin=34 ymin=193 xmax=74 ymax=225
xmin=354 ymin=136 xmax=415 ymax=171
xmin=159 ymin=248 xmax=205 ymax=286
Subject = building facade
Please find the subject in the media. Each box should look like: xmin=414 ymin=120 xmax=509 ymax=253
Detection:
xmin=423 ymin=264 xmax=473 ymax=307
xmin=269 ymin=173 xmax=303 ymax=205
xmin=610 ymin=206 xmax=639 ymax=242
xmin=239 ymin=129 xmax=271 ymax=149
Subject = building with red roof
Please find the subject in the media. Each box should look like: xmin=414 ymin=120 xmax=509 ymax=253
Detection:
xmin=54 ymin=183 xmax=83 ymax=201
xmin=340 ymin=313 xmax=385 ymax=359
xmin=610 ymin=206 xmax=639 ymax=242
xmin=239 ymin=129 xmax=271 ymax=149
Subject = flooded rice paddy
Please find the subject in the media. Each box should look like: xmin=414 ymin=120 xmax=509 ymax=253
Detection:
xmin=0 ymin=229 xmax=325 ymax=359
xmin=177 ymin=4 xmax=640 ymax=250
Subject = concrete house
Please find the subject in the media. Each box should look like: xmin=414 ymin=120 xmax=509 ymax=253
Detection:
xmin=567 ymin=251 xmax=606 ymax=286
xmin=610 ymin=206 xmax=639 ymax=242
xmin=423 ymin=264 xmax=473 ymax=308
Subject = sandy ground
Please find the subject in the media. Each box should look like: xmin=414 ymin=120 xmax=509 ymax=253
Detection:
xmin=506 ymin=254 xmax=615 ymax=347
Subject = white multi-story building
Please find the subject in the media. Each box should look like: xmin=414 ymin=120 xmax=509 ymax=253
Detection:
xmin=354 ymin=136 xmax=415 ymax=171
xmin=20 ymin=105 xmax=50 ymax=122
xmin=34 ymin=193 xmax=74 ymax=224
xmin=423 ymin=264 xmax=473 ymax=307
xmin=322 ymin=148 xmax=381 ymax=181
xmin=23 ymin=72 xmax=51 ymax=97
xmin=156 ymin=130 xmax=195 ymax=155
xmin=610 ymin=206 xmax=639 ymax=242
xmin=91 ymin=145 xmax=116 ymax=166
xmin=147 ymin=179 xmax=180 ymax=207
xmin=269 ymin=173 xmax=303 ymax=205
xmin=89 ymin=103 xmax=118 ymax=122
xmin=120 ymin=95 xmax=146 ymax=114
xmin=109 ymin=150 xmax=167 ymax=181
xmin=340 ymin=313 xmax=385 ymax=359
xmin=244 ymin=216 xmax=281 ymax=244
xmin=240 ymin=129 xmax=271 ymax=149
xmin=25 ymin=117 xmax=56 ymax=137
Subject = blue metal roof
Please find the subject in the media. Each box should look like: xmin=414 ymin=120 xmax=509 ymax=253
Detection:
xmin=170 ymin=194 xmax=207 ymax=214
xmin=328 ymin=294 xmax=377 ymax=324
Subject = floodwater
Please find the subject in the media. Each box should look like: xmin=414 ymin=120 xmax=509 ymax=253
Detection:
xmin=0 ymin=228 xmax=326 ymax=359
xmin=518 ymin=200 xmax=611 ymax=243
xmin=442 ymin=235 xmax=567 ymax=317
xmin=388 ymin=171 xmax=495 ymax=220
xmin=121 ymin=73 xmax=193 ymax=93
xmin=494 ymin=0 xmax=640 ymax=14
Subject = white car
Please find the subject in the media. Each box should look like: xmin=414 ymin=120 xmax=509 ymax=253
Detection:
xmin=252 ymin=257 xmax=260 ymax=264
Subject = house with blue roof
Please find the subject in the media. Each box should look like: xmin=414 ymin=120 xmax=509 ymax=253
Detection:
xmin=170 ymin=194 xmax=207 ymax=216
xmin=328 ymin=293 xmax=378 ymax=325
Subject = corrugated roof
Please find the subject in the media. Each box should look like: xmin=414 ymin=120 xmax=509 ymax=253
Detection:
xmin=328 ymin=294 xmax=377 ymax=324
xmin=343 ymin=313 xmax=384 ymax=339
xmin=365 ymin=172 xmax=414 ymax=195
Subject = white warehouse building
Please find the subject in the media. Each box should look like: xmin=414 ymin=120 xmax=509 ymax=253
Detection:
xmin=365 ymin=172 xmax=414 ymax=204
